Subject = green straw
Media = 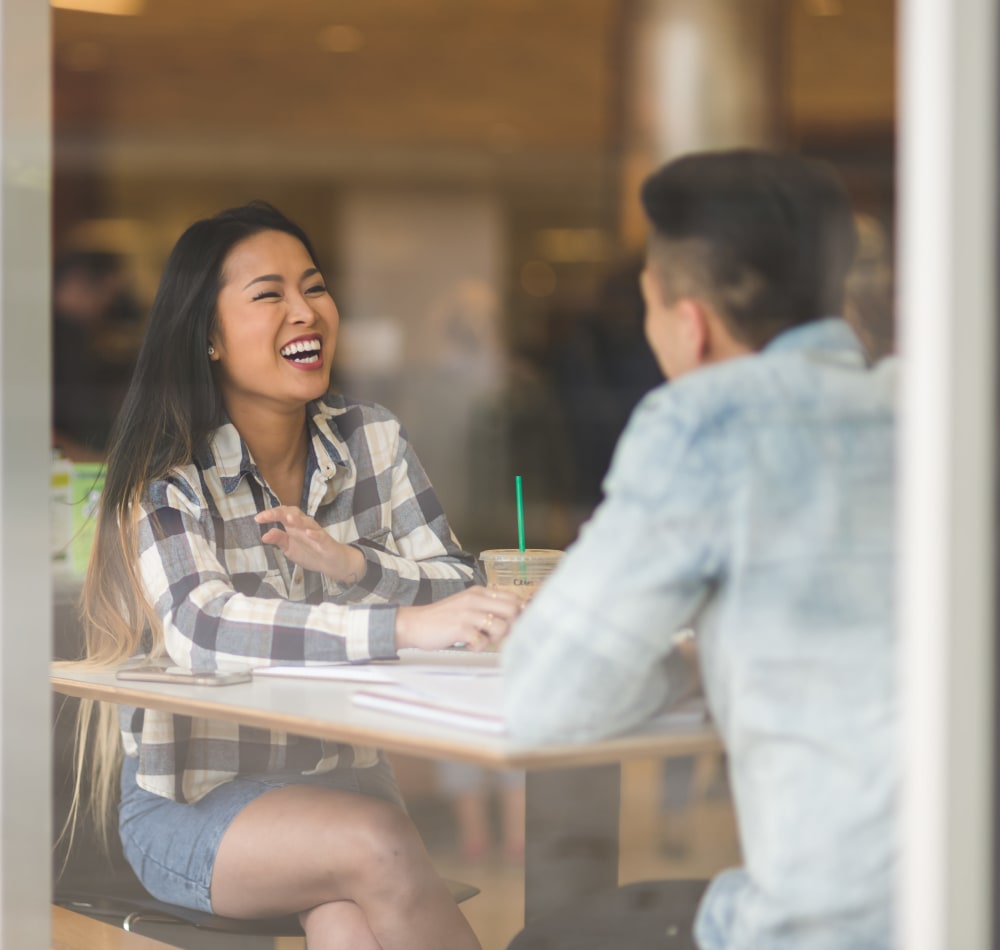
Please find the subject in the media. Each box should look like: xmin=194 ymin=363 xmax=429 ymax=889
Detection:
xmin=515 ymin=475 xmax=526 ymax=552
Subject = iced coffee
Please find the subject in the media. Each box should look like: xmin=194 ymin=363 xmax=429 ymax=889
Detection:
xmin=479 ymin=548 xmax=563 ymax=603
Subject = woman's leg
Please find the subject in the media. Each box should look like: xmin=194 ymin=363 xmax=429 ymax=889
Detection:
xmin=210 ymin=783 xmax=481 ymax=950
xmin=299 ymin=901 xmax=382 ymax=950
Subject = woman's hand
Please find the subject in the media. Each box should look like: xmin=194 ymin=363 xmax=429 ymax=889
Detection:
xmin=254 ymin=506 xmax=366 ymax=585
xmin=395 ymin=587 xmax=524 ymax=653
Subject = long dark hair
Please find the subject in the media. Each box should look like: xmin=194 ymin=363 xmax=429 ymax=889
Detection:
xmin=103 ymin=201 xmax=321 ymax=514
xmin=69 ymin=201 xmax=321 ymax=846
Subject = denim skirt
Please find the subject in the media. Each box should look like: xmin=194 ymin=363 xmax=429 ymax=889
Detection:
xmin=118 ymin=752 xmax=405 ymax=913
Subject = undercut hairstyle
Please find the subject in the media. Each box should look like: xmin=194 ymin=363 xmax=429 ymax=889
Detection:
xmin=640 ymin=149 xmax=858 ymax=349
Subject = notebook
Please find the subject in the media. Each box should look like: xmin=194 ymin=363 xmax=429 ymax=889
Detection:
xmin=352 ymin=670 xmax=707 ymax=736
xmin=353 ymin=677 xmax=507 ymax=734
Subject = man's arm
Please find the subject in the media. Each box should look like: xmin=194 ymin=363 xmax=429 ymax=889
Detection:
xmin=501 ymin=387 xmax=722 ymax=744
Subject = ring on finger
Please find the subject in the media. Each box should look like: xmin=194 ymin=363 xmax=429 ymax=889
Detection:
xmin=482 ymin=612 xmax=495 ymax=633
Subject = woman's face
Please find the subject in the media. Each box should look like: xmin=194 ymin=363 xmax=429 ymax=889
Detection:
xmin=209 ymin=229 xmax=338 ymax=415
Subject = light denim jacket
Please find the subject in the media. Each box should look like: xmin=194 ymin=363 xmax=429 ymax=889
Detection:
xmin=503 ymin=318 xmax=896 ymax=949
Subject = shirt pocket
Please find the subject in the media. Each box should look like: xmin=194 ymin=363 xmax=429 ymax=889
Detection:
xmin=231 ymin=568 xmax=288 ymax=599
xmin=360 ymin=526 xmax=400 ymax=556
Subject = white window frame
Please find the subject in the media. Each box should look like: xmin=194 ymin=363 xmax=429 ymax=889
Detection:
xmin=0 ymin=0 xmax=52 ymax=945
xmin=898 ymin=0 xmax=998 ymax=947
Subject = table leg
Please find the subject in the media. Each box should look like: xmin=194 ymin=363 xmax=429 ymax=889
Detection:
xmin=523 ymin=764 xmax=621 ymax=922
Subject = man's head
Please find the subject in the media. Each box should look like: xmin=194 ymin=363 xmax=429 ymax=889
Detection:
xmin=639 ymin=149 xmax=858 ymax=379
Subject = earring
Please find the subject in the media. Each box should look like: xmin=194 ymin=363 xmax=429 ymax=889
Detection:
xmin=208 ymin=345 xmax=215 ymax=356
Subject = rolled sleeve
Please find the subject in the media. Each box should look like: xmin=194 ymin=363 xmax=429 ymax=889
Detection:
xmin=342 ymin=428 xmax=481 ymax=604
xmin=138 ymin=480 xmax=397 ymax=671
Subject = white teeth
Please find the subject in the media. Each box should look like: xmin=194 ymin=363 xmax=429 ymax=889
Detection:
xmin=281 ymin=339 xmax=322 ymax=358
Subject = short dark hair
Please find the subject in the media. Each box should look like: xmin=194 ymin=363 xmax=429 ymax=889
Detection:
xmin=640 ymin=149 xmax=857 ymax=349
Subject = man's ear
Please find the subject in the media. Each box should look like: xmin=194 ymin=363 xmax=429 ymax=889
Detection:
xmin=674 ymin=298 xmax=710 ymax=361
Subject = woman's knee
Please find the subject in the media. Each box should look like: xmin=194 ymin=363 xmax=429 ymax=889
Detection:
xmin=358 ymin=800 xmax=426 ymax=862
xmin=346 ymin=800 xmax=430 ymax=890
xmin=301 ymin=900 xmax=381 ymax=949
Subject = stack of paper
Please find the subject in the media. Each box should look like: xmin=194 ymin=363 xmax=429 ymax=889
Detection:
xmin=353 ymin=671 xmax=710 ymax=736
xmin=253 ymin=663 xmax=399 ymax=684
xmin=353 ymin=669 xmax=507 ymax=734
xmin=253 ymin=653 xmax=708 ymax=736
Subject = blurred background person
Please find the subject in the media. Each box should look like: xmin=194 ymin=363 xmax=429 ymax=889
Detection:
xmin=844 ymin=213 xmax=895 ymax=362
xmin=437 ymin=763 xmax=525 ymax=866
xmin=400 ymin=278 xmax=508 ymax=551
xmin=52 ymin=249 xmax=142 ymax=461
xmin=397 ymin=280 xmax=529 ymax=859
xmin=546 ymin=255 xmax=664 ymax=512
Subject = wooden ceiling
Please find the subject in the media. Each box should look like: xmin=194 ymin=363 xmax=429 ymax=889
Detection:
xmin=53 ymin=0 xmax=619 ymax=167
xmin=788 ymin=0 xmax=896 ymax=132
xmin=53 ymin=0 xmax=895 ymax=178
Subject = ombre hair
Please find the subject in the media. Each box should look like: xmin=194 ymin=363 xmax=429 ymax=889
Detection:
xmin=66 ymin=201 xmax=322 ymax=850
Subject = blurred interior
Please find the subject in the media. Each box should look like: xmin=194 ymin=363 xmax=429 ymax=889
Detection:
xmin=52 ymin=0 xmax=896 ymax=548
xmin=50 ymin=2 xmax=896 ymax=947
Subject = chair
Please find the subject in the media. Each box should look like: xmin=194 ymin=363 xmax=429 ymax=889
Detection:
xmin=54 ymin=872 xmax=479 ymax=947
xmin=52 ymin=691 xmax=478 ymax=948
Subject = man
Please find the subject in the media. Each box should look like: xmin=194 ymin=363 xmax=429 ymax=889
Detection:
xmin=502 ymin=150 xmax=895 ymax=949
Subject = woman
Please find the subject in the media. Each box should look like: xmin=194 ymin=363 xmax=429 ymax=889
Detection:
xmin=73 ymin=201 xmax=520 ymax=949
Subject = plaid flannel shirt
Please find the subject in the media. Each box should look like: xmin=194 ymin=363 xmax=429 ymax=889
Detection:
xmin=120 ymin=393 xmax=480 ymax=803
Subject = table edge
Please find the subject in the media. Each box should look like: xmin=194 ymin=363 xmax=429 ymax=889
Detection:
xmin=51 ymin=673 xmax=722 ymax=770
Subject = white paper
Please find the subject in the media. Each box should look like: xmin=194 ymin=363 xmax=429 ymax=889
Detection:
xmin=353 ymin=686 xmax=507 ymax=734
xmin=253 ymin=664 xmax=399 ymax=684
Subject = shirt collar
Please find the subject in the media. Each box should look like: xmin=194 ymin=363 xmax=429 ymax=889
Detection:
xmin=202 ymin=399 xmax=349 ymax=496
xmin=306 ymin=399 xmax=350 ymax=482
xmin=762 ymin=317 xmax=866 ymax=363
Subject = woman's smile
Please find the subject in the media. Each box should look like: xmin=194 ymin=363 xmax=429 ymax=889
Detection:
xmin=279 ymin=333 xmax=325 ymax=370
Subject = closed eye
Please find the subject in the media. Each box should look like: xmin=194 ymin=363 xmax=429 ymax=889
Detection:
xmin=251 ymin=289 xmax=281 ymax=301
xmin=305 ymin=283 xmax=328 ymax=295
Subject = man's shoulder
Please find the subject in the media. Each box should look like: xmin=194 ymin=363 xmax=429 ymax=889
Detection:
xmin=662 ymin=342 xmax=895 ymax=427
xmin=631 ymin=358 xmax=756 ymax=432
xmin=618 ymin=345 xmax=895 ymax=482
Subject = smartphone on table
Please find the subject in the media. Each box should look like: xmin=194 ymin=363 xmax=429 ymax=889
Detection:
xmin=116 ymin=664 xmax=252 ymax=686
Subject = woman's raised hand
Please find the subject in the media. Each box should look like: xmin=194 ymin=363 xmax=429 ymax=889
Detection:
xmin=254 ymin=506 xmax=366 ymax=585
xmin=395 ymin=586 xmax=524 ymax=653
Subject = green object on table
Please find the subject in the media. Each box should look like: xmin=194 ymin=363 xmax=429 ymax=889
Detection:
xmin=70 ymin=462 xmax=106 ymax=576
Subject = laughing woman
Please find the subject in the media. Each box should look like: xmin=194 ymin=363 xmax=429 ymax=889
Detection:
xmin=73 ymin=202 xmax=520 ymax=950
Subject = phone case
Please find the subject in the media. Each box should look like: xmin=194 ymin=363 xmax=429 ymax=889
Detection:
xmin=115 ymin=667 xmax=252 ymax=686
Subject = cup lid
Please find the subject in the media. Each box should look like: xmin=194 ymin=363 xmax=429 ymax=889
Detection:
xmin=479 ymin=548 xmax=563 ymax=561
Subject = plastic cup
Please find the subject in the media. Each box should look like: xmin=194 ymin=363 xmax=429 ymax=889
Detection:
xmin=479 ymin=548 xmax=563 ymax=603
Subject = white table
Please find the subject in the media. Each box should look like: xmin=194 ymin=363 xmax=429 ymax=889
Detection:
xmin=52 ymin=656 xmax=721 ymax=921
